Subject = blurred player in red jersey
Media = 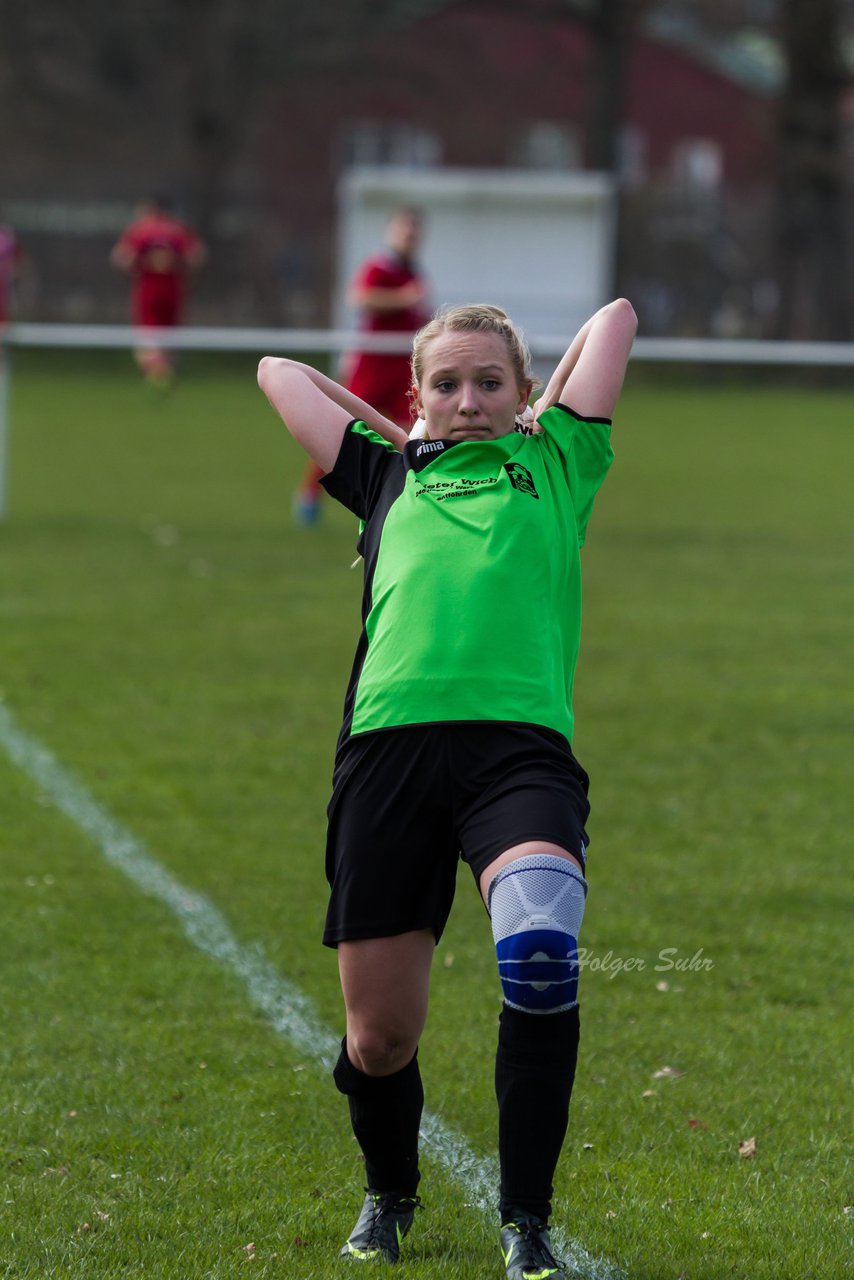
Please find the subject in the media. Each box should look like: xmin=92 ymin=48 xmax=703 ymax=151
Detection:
xmin=294 ymin=208 xmax=428 ymax=524
xmin=0 ymin=223 xmax=24 ymax=327
xmin=111 ymin=196 xmax=207 ymax=387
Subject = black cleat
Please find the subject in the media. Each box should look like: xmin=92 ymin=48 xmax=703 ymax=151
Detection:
xmin=499 ymin=1215 xmax=568 ymax=1279
xmin=340 ymin=1189 xmax=422 ymax=1262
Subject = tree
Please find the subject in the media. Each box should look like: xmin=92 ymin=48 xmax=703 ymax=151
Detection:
xmin=775 ymin=0 xmax=851 ymax=339
xmin=0 ymin=0 xmax=458 ymax=230
xmin=585 ymin=0 xmax=648 ymax=172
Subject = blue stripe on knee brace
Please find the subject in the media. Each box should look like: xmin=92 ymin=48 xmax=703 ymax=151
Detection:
xmin=489 ymin=854 xmax=587 ymax=1014
xmin=496 ymin=928 xmax=580 ymax=1011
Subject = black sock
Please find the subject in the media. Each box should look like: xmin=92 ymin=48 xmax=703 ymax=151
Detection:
xmin=333 ymin=1039 xmax=423 ymax=1197
xmin=495 ymin=1003 xmax=580 ymax=1223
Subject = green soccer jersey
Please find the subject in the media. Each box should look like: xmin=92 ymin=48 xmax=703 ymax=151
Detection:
xmin=321 ymin=403 xmax=614 ymax=744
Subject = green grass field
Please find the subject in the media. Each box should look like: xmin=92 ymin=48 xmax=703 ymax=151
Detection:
xmin=1 ymin=350 xmax=851 ymax=1279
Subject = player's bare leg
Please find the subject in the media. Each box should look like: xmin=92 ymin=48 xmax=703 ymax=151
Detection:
xmin=135 ymin=345 xmax=174 ymax=390
xmin=293 ymin=458 xmax=326 ymax=525
xmin=338 ymin=928 xmax=434 ymax=1075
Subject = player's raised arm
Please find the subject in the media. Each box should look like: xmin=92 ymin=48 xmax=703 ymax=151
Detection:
xmin=257 ymin=357 xmax=409 ymax=473
xmin=535 ymin=298 xmax=637 ymax=422
xmin=110 ymin=241 xmax=135 ymax=273
xmin=348 ymin=278 xmax=426 ymax=313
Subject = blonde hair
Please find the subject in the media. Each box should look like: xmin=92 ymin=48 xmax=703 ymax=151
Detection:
xmin=411 ymin=304 xmax=533 ymax=392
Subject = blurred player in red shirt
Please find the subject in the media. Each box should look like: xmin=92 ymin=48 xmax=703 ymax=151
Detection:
xmin=0 ymin=224 xmax=24 ymax=326
xmin=111 ymin=196 xmax=206 ymax=387
xmin=294 ymin=208 xmax=428 ymax=524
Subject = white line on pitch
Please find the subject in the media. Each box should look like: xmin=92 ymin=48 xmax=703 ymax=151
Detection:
xmin=0 ymin=701 xmax=626 ymax=1280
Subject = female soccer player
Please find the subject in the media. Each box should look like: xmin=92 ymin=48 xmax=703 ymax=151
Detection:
xmin=258 ymin=296 xmax=637 ymax=1280
xmin=111 ymin=196 xmax=206 ymax=387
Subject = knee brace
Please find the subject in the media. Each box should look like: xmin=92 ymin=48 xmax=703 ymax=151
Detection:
xmin=488 ymin=854 xmax=587 ymax=1014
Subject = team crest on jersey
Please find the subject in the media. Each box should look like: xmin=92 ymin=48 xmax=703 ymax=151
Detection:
xmin=504 ymin=462 xmax=539 ymax=499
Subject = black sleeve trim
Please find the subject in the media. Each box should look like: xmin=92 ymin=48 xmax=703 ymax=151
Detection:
xmin=318 ymin=418 xmax=361 ymax=486
xmin=554 ymin=402 xmax=612 ymax=426
xmin=319 ymin=419 xmax=396 ymax=519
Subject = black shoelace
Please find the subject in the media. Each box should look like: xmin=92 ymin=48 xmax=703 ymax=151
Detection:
xmin=514 ymin=1219 xmax=566 ymax=1273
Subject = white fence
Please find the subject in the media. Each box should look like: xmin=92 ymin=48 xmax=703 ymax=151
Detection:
xmin=2 ymin=323 xmax=853 ymax=518
xmin=6 ymin=322 xmax=854 ymax=363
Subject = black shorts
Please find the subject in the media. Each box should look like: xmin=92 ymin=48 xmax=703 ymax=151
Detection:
xmin=323 ymin=722 xmax=590 ymax=948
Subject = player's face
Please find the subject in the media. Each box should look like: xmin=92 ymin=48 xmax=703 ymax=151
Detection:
xmin=387 ymin=213 xmax=421 ymax=258
xmin=414 ymin=332 xmax=531 ymax=442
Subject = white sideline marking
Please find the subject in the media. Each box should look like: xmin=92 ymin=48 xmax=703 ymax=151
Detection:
xmin=0 ymin=702 xmax=626 ymax=1280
